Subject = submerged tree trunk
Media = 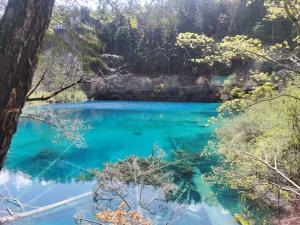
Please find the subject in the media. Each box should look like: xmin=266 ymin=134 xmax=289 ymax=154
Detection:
xmin=0 ymin=192 xmax=92 ymax=224
xmin=0 ymin=0 xmax=55 ymax=168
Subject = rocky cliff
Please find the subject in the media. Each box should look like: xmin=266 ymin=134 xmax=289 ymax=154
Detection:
xmin=87 ymin=73 xmax=222 ymax=102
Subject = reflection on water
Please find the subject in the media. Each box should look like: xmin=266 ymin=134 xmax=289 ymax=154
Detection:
xmin=0 ymin=169 xmax=237 ymax=225
xmin=0 ymin=169 xmax=93 ymax=225
xmin=0 ymin=101 xmax=239 ymax=224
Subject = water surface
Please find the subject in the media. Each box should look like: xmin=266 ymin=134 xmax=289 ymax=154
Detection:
xmin=1 ymin=101 xmax=239 ymax=224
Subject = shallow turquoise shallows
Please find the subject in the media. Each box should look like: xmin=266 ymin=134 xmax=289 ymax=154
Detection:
xmin=1 ymin=101 xmax=239 ymax=225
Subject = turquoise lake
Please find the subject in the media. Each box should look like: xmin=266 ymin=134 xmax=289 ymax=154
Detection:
xmin=0 ymin=101 xmax=241 ymax=225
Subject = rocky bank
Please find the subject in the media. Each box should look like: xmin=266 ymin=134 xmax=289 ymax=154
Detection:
xmin=88 ymin=73 xmax=223 ymax=102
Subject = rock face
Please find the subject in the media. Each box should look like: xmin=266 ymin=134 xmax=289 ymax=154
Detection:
xmin=88 ymin=73 xmax=221 ymax=102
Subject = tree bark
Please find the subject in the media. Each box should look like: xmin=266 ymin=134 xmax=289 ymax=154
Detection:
xmin=0 ymin=0 xmax=55 ymax=168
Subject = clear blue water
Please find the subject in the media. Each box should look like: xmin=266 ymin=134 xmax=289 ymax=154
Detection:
xmin=0 ymin=101 xmax=240 ymax=225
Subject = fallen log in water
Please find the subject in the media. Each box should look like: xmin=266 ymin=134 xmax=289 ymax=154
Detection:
xmin=0 ymin=192 xmax=92 ymax=224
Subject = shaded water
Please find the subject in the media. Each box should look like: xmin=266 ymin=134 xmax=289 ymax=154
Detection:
xmin=1 ymin=101 xmax=240 ymax=224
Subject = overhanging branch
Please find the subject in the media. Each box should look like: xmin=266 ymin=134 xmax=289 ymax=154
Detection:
xmin=26 ymin=77 xmax=88 ymax=102
xmin=20 ymin=114 xmax=59 ymax=128
xmin=241 ymin=94 xmax=300 ymax=111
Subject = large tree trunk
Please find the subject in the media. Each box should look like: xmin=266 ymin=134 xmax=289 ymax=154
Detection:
xmin=0 ymin=0 xmax=55 ymax=168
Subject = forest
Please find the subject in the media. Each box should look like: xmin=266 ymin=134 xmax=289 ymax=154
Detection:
xmin=0 ymin=0 xmax=299 ymax=224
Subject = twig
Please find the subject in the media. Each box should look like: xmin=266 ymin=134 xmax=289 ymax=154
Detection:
xmin=26 ymin=69 xmax=48 ymax=98
xmin=6 ymin=209 xmax=14 ymax=217
xmin=0 ymin=195 xmax=24 ymax=211
xmin=20 ymin=114 xmax=59 ymax=128
xmin=241 ymin=94 xmax=300 ymax=111
xmin=74 ymin=215 xmax=103 ymax=225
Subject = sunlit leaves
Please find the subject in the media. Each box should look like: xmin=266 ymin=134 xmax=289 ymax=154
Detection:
xmin=293 ymin=35 xmax=300 ymax=44
xmin=247 ymin=0 xmax=300 ymax=22
xmin=264 ymin=0 xmax=287 ymax=20
xmin=128 ymin=15 xmax=138 ymax=29
xmin=270 ymin=40 xmax=290 ymax=51
xmin=176 ymin=33 xmax=268 ymax=66
xmin=176 ymin=32 xmax=215 ymax=49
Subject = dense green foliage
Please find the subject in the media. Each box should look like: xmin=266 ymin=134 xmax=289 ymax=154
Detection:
xmin=40 ymin=0 xmax=294 ymax=76
xmin=95 ymin=0 xmax=293 ymax=74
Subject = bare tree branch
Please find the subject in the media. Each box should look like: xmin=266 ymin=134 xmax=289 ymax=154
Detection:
xmin=74 ymin=215 xmax=103 ymax=225
xmin=26 ymin=77 xmax=88 ymax=102
xmin=20 ymin=114 xmax=59 ymax=128
xmin=243 ymin=151 xmax=300 ymax=195
xmin=26 ymin=69 xmax=48 ymax=98
xmin=242 ymin=48 xmax=300 ymax=75
xmin=241 ymin=94 xmax=300 ymax=111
